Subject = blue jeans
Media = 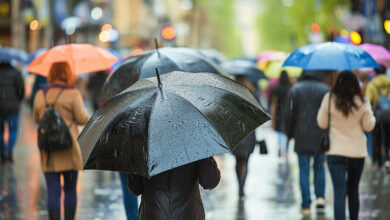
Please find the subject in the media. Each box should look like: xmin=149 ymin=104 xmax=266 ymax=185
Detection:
xmin=327 ymin=156 xmax=364 ymax=220
xmin=0 ymin=113 xmax=19 ymax=156
xmin=119 ymin=172 xmax=138 ymax=220
xmin=297 ymin=153 xmax=326 ymax=208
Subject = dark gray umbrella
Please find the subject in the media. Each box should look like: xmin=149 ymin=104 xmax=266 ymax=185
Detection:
xmin=221 ymin=60 xmax=267 ymax=84
xmin=100 ymin=47 xmax=228 ymax=100
xmin=79 ymin=71 xmax=270 ymax=177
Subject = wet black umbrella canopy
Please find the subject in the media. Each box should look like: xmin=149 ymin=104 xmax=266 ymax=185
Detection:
xmin=79 ymin=70 xmax=270 ymax=177
xmin=100 ymin=46 xmax=228 ymax=100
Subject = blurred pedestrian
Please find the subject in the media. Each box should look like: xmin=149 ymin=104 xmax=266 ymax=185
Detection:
xmin=127 ymin=157 xmax=220 ymax=220
xmin=32 ymin=62 xmax=89 ymax=220
xmin=317 ymin=71 xmax=375 ymax=220
xmin=87 ymin=71 xmax=108 ymax=112
xmin=270 ymin=70 xmax=292 ymax=157
xmin=233 ymin=75 xmax=257 ymax=197
xmin=29 ymin=75 xmax=47 ymax=110
xmin=0 ymin=62 xmax=25 ymax=163
xmin=365 ymin=65 xmax=390 ymax=172
xmin=283 ymin=70 xmax=329 ymax=215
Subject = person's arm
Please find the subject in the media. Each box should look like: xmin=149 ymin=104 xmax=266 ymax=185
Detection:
xmin=72 ymin=90 xmax=90 ymax=125
xmin=361 ymin=98 xmax=376 ymax=132
xmin=14 ymin=70 xmax=25 ymax=101
xmin=127 ymin=174 xmax=144 ymax=196
xmin=317 ymin=93 xmax=329 ymax=130
xmin=282 ymin=89 xmax=295 ymax=139
xmin=198 ymin=157 xmax=220 ymax=190
xmin=32 ymin=90 xmax=43 ymax=124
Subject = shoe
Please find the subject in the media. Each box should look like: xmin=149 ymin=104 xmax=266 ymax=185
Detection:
xmin=0 ymin=153 xmax=4 ymax=164
xmin=316 ymin=197 xmax=326 ymax=209
xmin=301 ymin=208 xmax=310 ymax=216
xmin=65 ymin=209 xmax=76 ymax=220
xmin=48 ymin=210 xmax=61 ymax=220
xmin=6 ymin=154 xmax=13 ymax=163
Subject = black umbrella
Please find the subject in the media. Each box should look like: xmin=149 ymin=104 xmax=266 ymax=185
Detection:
xmin=221 ymin=60 xmax=267 ymax=84
xmin=79 ymin=70 xmax=270 ymax=177
xmin=197 ymin=49 xmax=225 ymax=65
xmin=100 ymin=47 xmax=228 ymax=100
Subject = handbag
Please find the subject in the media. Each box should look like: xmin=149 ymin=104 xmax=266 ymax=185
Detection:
xmin=258 ymin=140 xmax=268 ymax=154
xmin=319 ymin=93 xmax=332 ymax=152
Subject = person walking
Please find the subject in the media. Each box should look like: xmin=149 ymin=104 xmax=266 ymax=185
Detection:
xmin=270 ymin=70 xmax=292 ymax=157
xmin=0 ymin=62 xmax=25 ymax=163
xmin=317 ymin=71 xmax=376 ymax=220
xmin=127 ymin=157 xmax=220 ymax=220
xmin=32 ymin=62 xmax=89 ymax=220
xmin=365 ymin=65 xmax=390 ymax=172
xmin=283 ymin=71 xmax=329 ymax=215
xmin=232 ymin=75 xmax=257 ymax=197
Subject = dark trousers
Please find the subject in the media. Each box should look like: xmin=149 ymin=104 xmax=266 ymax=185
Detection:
xmin=327 ymin=156 xmax=364 ymax=220
xmin=372 ymin=122 xmax=390 ymax=167
xmin=0 ymin=113 xmax=19 ymax=156
xmin=44 ymin=171 xmax=78 ymax=211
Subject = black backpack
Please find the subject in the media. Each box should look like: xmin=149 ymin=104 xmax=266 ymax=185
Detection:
xmin=38 ymin=89 xmax=73 ymax=163
xmin=374 ymin=86 xmax=390 ymax=123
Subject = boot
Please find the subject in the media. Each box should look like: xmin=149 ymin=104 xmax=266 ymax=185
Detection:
xmin=48 ymin=210 xmax=61 ymax=220
xmin=65 ymin=209 xmax=76 ymax=220
xmin=6 ymin=154 xmax=13 ymax=163
xmin=0 ymin=153 xmax=4 ymax=164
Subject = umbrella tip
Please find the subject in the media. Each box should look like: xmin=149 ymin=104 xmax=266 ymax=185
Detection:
xmin=154 ymin=38 xmax=160 ymax=58
xmin=155 ymin=68 xmax=162 ymax=88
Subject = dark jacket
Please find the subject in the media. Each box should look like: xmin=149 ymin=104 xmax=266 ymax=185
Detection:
xmin=283 ymin=79 xmax=330 ymax=155
xmin=127 ymin=157 xmax=220 ymax=220
xmin=0 ymin=63 xmax=25 ymax=115
xmin=233 ymin=131 xmax=256 ymax=158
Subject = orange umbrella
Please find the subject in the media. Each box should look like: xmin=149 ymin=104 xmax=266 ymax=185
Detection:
xmin=27 ymin=43 xmax=119 ymax=77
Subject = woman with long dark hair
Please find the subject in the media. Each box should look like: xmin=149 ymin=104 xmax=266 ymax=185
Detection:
xmin=270 ymin=70 xmax=292 ymax=157
xmin=317 ymin=71 xmax=376 ymax=220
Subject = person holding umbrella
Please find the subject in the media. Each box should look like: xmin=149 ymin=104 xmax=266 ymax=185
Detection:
xmin=317 ymin=71 xmax=376 ymax=220
xmin=0 ymin=62 xmax=25 ymax=163
xmin=78 ymin=70 xmax=270 ymax=220
xmin=32 ymin=62 xmax=90 ymax=220
xmin=283 ymin=70 xmax=329 ymax=215
xmin=127 ymin=157 xmax=220 ymax=220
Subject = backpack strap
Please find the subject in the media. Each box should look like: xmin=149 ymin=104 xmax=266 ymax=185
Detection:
xmin=43 ymin=88 xmax=65 ymax=108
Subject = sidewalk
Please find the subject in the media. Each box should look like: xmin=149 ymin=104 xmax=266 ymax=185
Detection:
xmin=0 ymin=105 xmax=389 ymax=219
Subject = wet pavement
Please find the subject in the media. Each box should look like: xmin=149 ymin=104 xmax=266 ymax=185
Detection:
xmin=1 ymin=104 xmax=389 ymax=220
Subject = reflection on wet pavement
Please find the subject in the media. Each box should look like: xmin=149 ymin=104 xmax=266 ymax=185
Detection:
xmin=0 ymin=107 xmax=389 ymax=219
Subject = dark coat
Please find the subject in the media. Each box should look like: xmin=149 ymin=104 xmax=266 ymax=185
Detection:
xmin=283 ymin=79 xmax=330 ymax=155
xmin=127 ymin=157 xmax=220 ymax=220
xmin=233 ymin=131 xmax=256 ymax=158
xmin=0 ymin=63 xmax=24 ymax=115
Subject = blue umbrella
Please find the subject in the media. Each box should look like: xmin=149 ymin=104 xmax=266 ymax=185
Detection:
xmin=283 ymin=42 xmax=379 ymax=70
xmin=0 ymin=47 xmax=28 ymax=63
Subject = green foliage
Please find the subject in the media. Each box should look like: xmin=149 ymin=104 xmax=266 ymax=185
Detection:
xmin=256 ymin=0 xmax=349 ymax=52
xmin=196 ymin=0 xmax=243 ymax=58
